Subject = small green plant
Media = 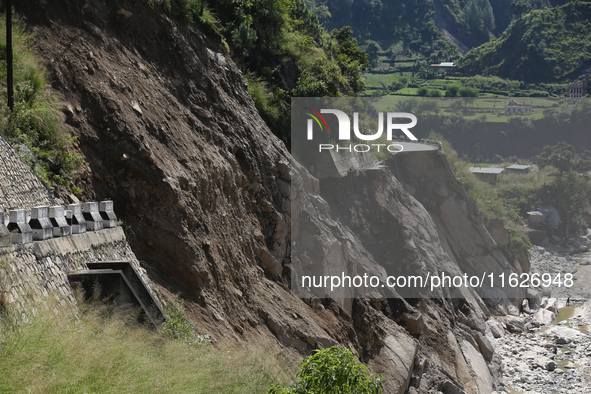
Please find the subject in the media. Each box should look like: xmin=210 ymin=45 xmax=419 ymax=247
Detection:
xmin=269 ymin=346 xmax=383 ymax=394
xmin=505 ymin=224 xmax=532 ymax=262
xmin=162 ymin=296 xmax=211 ymax=346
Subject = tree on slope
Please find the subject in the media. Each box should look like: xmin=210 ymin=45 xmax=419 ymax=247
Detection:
xmin=537 ymin=142 xmax=591 ymax=239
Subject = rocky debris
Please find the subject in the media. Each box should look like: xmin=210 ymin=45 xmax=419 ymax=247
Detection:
xmin=487 ymin=319 xmax=506 ymax=338
xmin=439 ymin=380 xmax=470 ymax=394
xmin=498 ymin=300 xmax=591 ymax=394
xmin=525 ymin=228 xmax=548 ymax=245
xmin=83 ymin=21 xmax=103 ymax=39
xmin=529 ymin=243 xmax=591 ymax=299
xmin=526 ymin=288 xmax=543 ymax=306
xmin=131 ymin=101 xmax=142 ymax=114
xmin=569 ymin=236 xmax=591 ymax=253
xmin=503 ymin=315 xmax=527 ymax=333
xmin=400 ymin=312 xmax=425 ymax=335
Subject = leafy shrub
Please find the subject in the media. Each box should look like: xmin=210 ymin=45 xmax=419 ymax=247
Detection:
xmin=293 ymin=58 xmax=343 ymax=97
xmin=458 ymin=86 xmax=479 ymax=97
xmin=162 ymin=296 xmax=211 ymax=346
xmin=506 ymin=224 xmax=532 ymax=262
xmin=417 ymin=86 xmax=428 ymax=96
xmin=446 ymin=85 xmax=459 ymax=97
xmin=269 ymin=346 xmax=383 ymax=394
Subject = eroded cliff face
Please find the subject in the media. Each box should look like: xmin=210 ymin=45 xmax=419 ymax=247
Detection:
xmin=393 ymin=150 xmax=528 ymax=313
xmin=15 ymin=1 xmax=525 ymax=392
xmin=292 ymin=153 xmax=510 ymax=393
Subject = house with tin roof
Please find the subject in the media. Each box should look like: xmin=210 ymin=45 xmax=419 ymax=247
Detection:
xmin=505 ymin=164 xmax=531 ymax=174
xmin=429 ymin=62 xmax=457 ymax=72
xmin=505 ymin=99 xmax=532 ymax=114
xmin=468 ymin=167 xmax=504 ymax=183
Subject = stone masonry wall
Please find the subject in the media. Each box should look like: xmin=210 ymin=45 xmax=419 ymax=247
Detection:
xmin=0 ymin=135 xmax=162 ymax=317
xmin=0 ymin=226 xmax=163 ymax=317
xmin=0 ymin=136 xmax=55 ymax=213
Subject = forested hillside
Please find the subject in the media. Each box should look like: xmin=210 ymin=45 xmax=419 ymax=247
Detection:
xmin=305 ymin=0 xmax=503 ymax=60
xmin=459 ymin=1 xmax=591 ymax=82
xmin=163 ymin=0 xmax=370 ymax=141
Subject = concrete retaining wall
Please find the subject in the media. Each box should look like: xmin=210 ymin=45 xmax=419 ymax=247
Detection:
xmin=0 ymin=226 xmax=163 ymax=317
xmin=0 ymin=134 xmax=162 ymax=319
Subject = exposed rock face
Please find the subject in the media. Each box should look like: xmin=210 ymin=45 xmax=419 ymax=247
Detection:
xmin=15 ymin=0 xmax=528 ymax=392
xmin=394 ymin=150 xmax=527 ymax=314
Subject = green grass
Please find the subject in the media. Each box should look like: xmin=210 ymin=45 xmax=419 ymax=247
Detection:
xmin=362 ymin=72 xmax=413 ymax=88
xmin=391 ymin=87 xmax=419 ymax=96
xmin=0 ymin=17 xmax=84 ymax=192
xmin=363 ymin=70 xmax=570 ymax=99
xmin=0 ymin=302 xmax=296 ymax=393
xmin=371 ymin=96 xmax=559 ymax=122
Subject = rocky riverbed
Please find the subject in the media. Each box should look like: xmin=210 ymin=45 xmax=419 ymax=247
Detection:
xmin=495 ymin=300 xmax=591 ymax=394
xmin=490 ymin=240 xmax=591 ymax=394
xmin=529 ymin=240 xmax=591 ymax=300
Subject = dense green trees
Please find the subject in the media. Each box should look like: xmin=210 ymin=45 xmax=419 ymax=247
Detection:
xmin=537 ymin=142 xmax=591 ymax=239
xmin=459 ymin=2 xmax=591 ymax=82
xmin=308 ymin=0 xmax=461 ymax=62
xmin=509 ymin=0 xmax=551 ymax=18
xmin=157 ymin=0 xmax=370 ymax=140
xmin=464 ymin=0 xmax=496 ymax=35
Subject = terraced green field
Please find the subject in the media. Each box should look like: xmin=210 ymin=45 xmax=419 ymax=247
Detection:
xmin=371 ymin=96 xmax=560 ymax=122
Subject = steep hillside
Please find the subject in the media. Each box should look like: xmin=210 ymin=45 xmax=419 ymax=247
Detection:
xmin=311 ymin=0 xmax=494 ymax=58
xmin=433 ymin=0 xmax=491 ymax=54
xmin=459 ymin=1 xmax=591 ymax=82
xmin=12 ymin=0 xmax=530 ymax=392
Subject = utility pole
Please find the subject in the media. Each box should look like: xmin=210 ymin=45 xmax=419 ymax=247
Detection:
xmin=6 ymin=0 xmax=14 ymax=111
